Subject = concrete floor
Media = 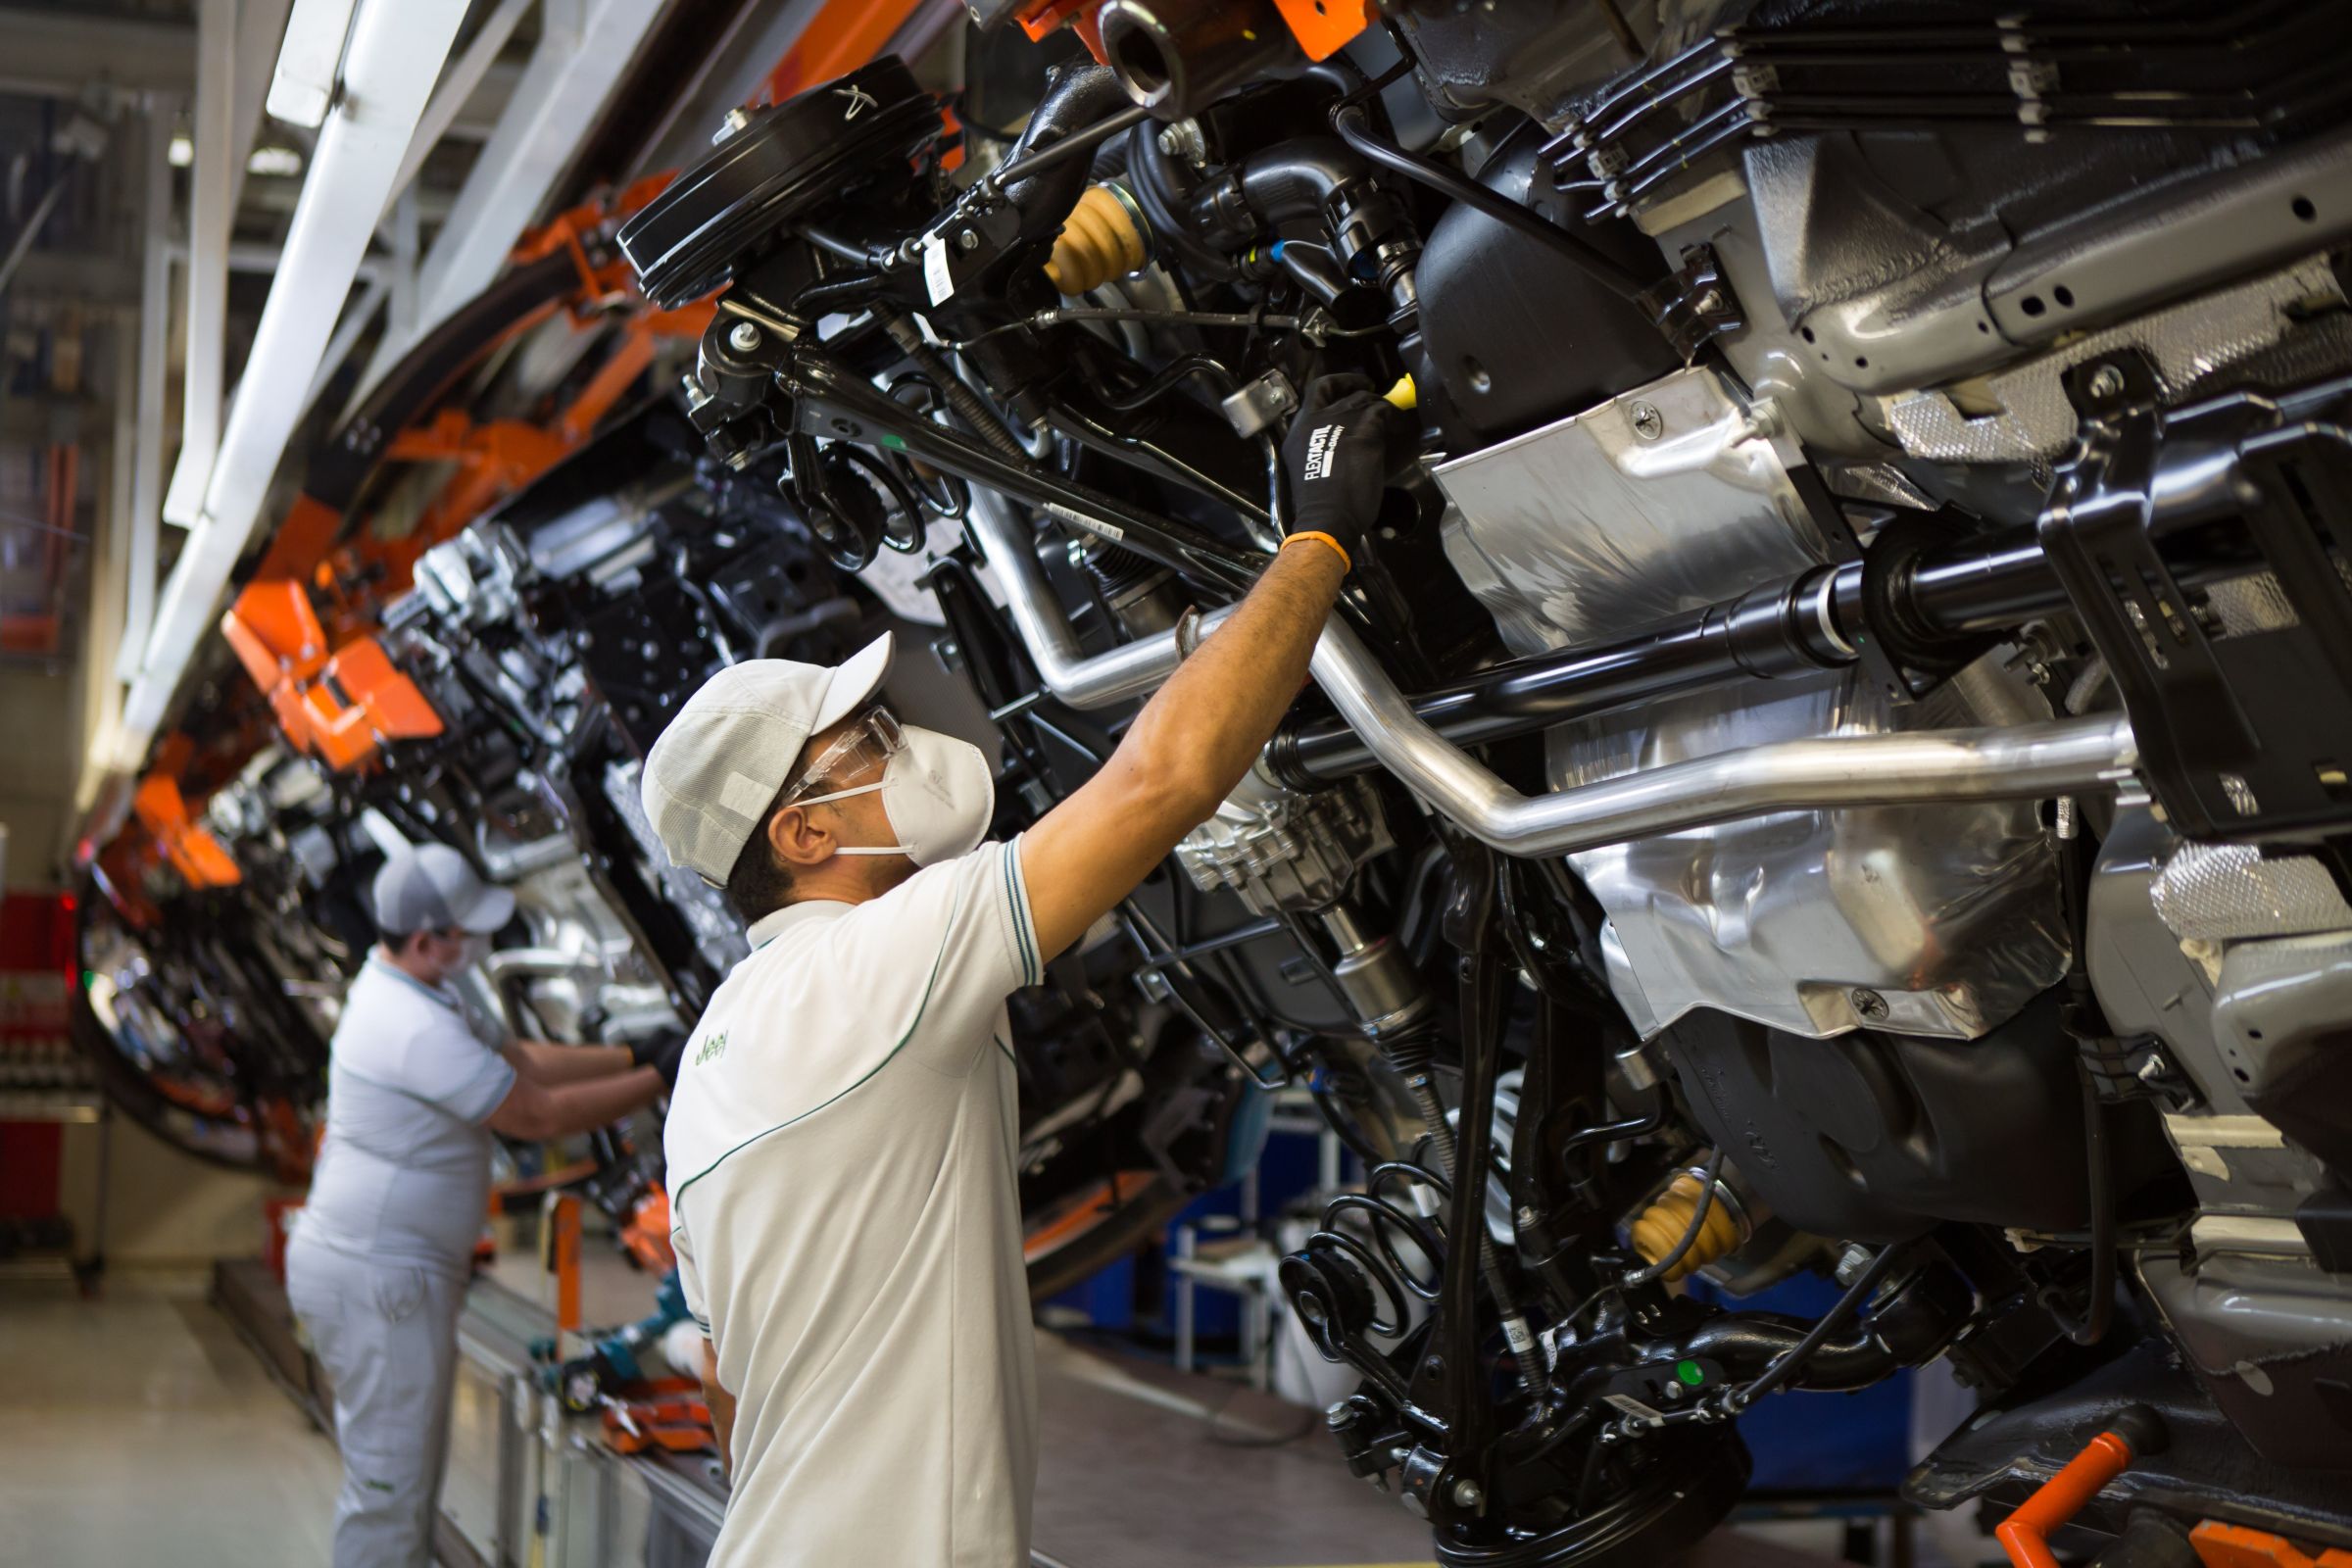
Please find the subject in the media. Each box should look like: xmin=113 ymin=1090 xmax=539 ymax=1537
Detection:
xmin=0 ymin=1269 xmax=343 ymax=1567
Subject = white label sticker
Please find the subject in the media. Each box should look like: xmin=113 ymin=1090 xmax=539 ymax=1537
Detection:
xmin=1042 ymin=501 xmax=1123 ymax=541
xmin=922 ymin=231 xmax=954 ymax=306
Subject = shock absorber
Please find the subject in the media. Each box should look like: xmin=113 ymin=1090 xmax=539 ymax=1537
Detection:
xmin=1321 ymin=904 xmax=1550 ymax=1395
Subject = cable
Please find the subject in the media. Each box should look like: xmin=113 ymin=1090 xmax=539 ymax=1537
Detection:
xmin=2043 ymin=1058 xmax=2116 ymax=1347
xmin=1097 ymin=354 xmax=1239 ymax=412
xmin=1328 ymin=102 xmax=1651 ymax=305
xmin=1725 ymin=1243 xmax=1906 ymax=1412
xmin=1621 ymin=1149 xmax=1724 ymax=1287
xmin=951 ymin=306 xmax=1303 ymax=349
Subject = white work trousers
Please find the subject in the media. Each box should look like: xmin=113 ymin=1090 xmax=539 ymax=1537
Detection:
xmin=285 ymin=1231 xmax=468 ymax=1568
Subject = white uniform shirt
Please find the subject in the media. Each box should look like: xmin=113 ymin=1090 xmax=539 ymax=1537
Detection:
xmin=662 ymin=838 xmax=1045 ymax=1568
xmin=298 ymin=951 xmax=517 ymax=1278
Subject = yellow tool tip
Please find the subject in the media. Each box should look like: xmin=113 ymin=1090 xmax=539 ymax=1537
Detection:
xmin=1382 ymin=374 xmax=1417 ymax=411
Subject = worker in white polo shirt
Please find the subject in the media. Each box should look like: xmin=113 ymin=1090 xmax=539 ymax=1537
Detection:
xmin=641 ymin=377 xmax=1396 ymax=1568
xmin=286 ymin=842 xmax=682 ymax=1568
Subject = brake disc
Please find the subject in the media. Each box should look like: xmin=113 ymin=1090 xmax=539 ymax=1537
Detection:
xmin=617 ymin=56 xmax=940 ymax=309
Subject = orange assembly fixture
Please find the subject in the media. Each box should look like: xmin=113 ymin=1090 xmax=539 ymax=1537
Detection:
xmin=1995 ymin=1420 xmax=2148 ymax=1568
xmin=2191 ymin=1522 xmax=2352 ymax=1568
xmin=1270 ymin=0 xmax=1371 ymax=61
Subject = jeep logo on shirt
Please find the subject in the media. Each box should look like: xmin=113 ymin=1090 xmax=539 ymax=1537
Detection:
xmin=695 ymin=1030 xmax=728 ymax=1066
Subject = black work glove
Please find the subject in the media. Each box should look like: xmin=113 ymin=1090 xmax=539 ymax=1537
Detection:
xmin=1280 ymin=373 xmax=1397 ymax=564
xmin=628 ymin=1031 xmax=688 ymax=1090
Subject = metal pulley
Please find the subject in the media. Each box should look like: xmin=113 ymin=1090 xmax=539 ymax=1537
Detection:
xmin=616 ymin=57 xmax=940 ymax=309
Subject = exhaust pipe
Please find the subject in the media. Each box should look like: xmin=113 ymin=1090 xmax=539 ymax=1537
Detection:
xmin=1099 ymin=0 xmax=1305 ymax=122
xmin=1305 ymin=618 xmax=2138 ymax=858
xmin=973 ymin=493 xmax=2140 ymax=854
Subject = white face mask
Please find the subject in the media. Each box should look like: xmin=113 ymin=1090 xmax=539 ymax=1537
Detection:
xmin=795 ymin=724 xmax=995 ymax=867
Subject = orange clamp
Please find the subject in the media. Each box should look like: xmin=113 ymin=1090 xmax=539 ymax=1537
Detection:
xmin=1996 ymin=1429 xmax=2135 ymax=1568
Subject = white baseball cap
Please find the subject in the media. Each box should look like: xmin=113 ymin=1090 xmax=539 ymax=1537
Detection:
xmin=641 ymin=632 xmax=895 ymax=886
xmin=373 ymin=842 xmax=516 ymax=937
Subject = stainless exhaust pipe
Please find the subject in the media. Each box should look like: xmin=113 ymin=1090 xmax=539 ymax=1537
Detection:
xmin=1307 ymin=617 xmax=2139 ymax=858
xmin=968 ymin=491 xmax=1232 ymax=709
xmin=972 ymin=493 xmax=2141 ymax=853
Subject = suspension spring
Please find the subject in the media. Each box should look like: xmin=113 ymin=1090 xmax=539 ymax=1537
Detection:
xmin=1374 ymin=1022 xmax=1551 ymax=1395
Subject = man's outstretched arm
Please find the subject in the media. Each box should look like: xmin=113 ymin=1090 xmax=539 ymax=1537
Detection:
xmin=1019 ymin=378 xmax=1395 ymax=961
xmin=1021 ymin=540 xmax=1347 ymax=958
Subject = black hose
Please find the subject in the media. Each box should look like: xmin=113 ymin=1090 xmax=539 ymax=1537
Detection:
xmin=1667 ymin=1310 xmax=1899 ymax=1394
xmin=2046 ymin=1059 xmax=2116 ymax=1347
xmin=1328 ymin=102 xmax=1651 ymax=304
xmin=990 ymin=103 xmax=1154 ymax=188
xmin=792 ymin=271 xmax=887 ymax=319
xmin=1727 ymin=1243 xmax=1907 ymax=1411
xmin=1097 ymin=354 xmax=1239 ymax=412
xmin=1125 ymin=121 xmax=1238 ymax=282
xmin=1557 ymin=1093 xmax=1668 ymax=1160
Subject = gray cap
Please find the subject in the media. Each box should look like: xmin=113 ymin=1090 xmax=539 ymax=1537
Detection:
xmin=641 ymin=632 xmax=895 ymax=887
xmin=372 ymin=842 xmax=516 ymax=937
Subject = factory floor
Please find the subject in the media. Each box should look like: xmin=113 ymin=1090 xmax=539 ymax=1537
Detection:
xmin=2 ymin=1261 xmax=1877 ymax=1568
xmin=0 ymin=1269 xmax=343 ymax=1566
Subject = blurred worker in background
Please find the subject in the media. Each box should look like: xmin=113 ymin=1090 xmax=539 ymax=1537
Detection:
xmin=643 ymin=377 xmax=1397 ymax=1567
xmin=286 ymin=841 xmax=684 ymax=1568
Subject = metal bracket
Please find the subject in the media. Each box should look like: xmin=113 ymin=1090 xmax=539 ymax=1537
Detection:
xmin=2036 ymin=359 xmax=2352 ymax=846
xmin=1636 ymin=243 xmax=1745 ymax=363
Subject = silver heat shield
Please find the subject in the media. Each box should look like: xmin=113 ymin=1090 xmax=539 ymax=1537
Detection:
xmin=1436 ymin=367 xmax=2069 ymax=1041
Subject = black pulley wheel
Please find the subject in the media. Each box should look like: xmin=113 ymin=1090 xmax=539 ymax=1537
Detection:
xmin=618 ymin=57 xmax=939 ymax=308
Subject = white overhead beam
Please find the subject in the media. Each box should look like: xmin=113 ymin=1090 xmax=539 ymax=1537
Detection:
xmin=267 ymin=0 xmax=359 ymax=128
xmin=303 ymin=274 xmax=388 ymax=417
xmin=227 ymin=0 xmax=297 ymax=213
xmin=354 ymin=0 xmax=670 ymax=399
xmin=117 ymin=0 xmax=474 ymax=765
xmin=114 ymin=107 xmax=175 ymax=686
xmin=160 ymin=0 xmax=239 ymax=532
xmin=387 ymin=0 xmax=535 ymax=207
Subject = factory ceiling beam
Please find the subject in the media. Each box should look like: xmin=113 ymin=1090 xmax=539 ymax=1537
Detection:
xmin=115 ymin=0 xmax=475 ymax=765
xmin=227 ymin=0 xmax=298 ymax=213
xmin=387 ymin=0 xmax=535 ymax=207
xmin=0 ymin=6 xmax=197 ymax=99
xmin=353 ymin=0 xmax=670 ymax=401
xmin=114 ymin=109 xmax=176 ymax=688
xmin=0 ymin=6 xmax=515 ymax=136
xmin=161 ymin=0 xmax=239 ymax=533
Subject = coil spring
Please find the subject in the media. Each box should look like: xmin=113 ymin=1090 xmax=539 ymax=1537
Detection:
xmin=1300 ymin=1159 xmax=1451 ymax=1341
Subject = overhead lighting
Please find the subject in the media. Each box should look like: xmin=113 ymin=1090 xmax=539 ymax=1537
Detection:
xmin=246 ymin=145 xmax=305 ymax=178
xmin=119 ymin=0 xmax=472 ymax=762
xmin=169 ymin=134 xmax=193 ymax=168
xmin=267 ymin=0 xmax=361 ymax=129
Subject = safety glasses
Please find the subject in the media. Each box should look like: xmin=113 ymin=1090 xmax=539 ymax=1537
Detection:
xmin=780 ymin=706 xmax=905 ymax=805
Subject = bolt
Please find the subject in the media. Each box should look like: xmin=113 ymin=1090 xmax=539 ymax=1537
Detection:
xmin=2136 ymin=1052 xmax=2171 ymax=1085
xmin=1835 ymin=1243 xmax=1876 ymax=1287
xmin=711 ymin=106 xmax=752 ymax=145
xmin=1516 ymin=1205 xmax=1539 ymax=1229
xmin=1325 ymin=1402 xmax=1352 ymax=1429
xmin=957 ymin=228 xmax=980 ymax=252
xmin=728 ymin=320 xmax=761 ymax=352
xmin=1156 ymin=118 xmax=1207 ymax=166
xmin=1694 ymin=287 xmax=1725 ymax=315
xmin=1452 ymin=1479 xmax=1484 ymax=1509
xmin=1630 ymin=401 xmax=1664 ymax=441
xmin=1849 ymin=987 xmax=1890 ymax=1023
xmin=2088 ymin=364 xmax=2127 ymax=401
